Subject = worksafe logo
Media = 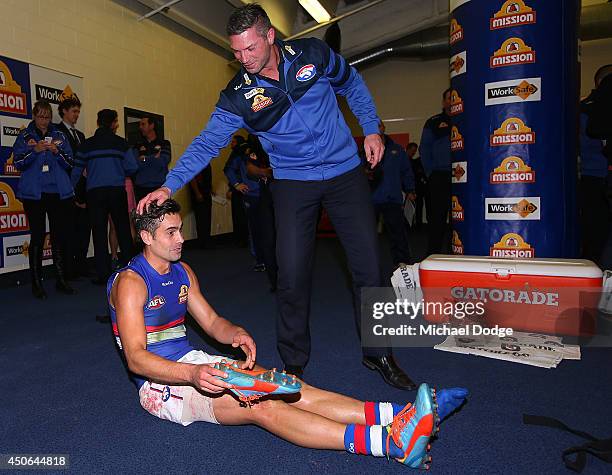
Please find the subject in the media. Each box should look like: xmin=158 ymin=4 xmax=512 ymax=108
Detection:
xmin=450 ymin=18 xmax=464 ymax=45
xmin=450 ymin=51 xmax=466 ymax=78
xmin=491 ymin=118 xmax=535 ymax=146
xmin=5 ymin=233 xmax=52 ymax=260
xmin=35 ymin=83 xmax=79 ymax=105
xmin=0 ymin=182 xmax=28 ymax=234
xmin=491 ymin=233 xmax=535 ymax=258
xmin=450 ymin=90 xmax=464 ymax=115
xmin=0 ymin=60 xmax=27 ymax=115
xmin=251 ymin=94 xmax=273 ymax=112
xmin=491 ymin=0 xmax=536 ymax=30
xmin=452 ymin=231 xmax=464 ymax=255
xmin=452 ymin=161 xmax=467 ymax=183
xmin=450 ymin=126 xmax=464 ymax=151
xmin=485 ymin=77 xmax=541 ymax=106
xmin=490 ymin=156 xmax=535 ymax=184
xmin=451 ymin=196 xmax=464 ymax=222
xmin=490 ymin=38 xmax=536 ymax=68
xmin=485 ymin=197 xmax=540 ymax=220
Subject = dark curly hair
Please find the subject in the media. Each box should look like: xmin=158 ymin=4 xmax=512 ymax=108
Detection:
xmin=132 ymin=199 xmax=181 ymax=242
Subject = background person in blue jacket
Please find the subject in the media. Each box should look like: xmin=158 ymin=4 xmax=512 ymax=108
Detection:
xmin=133 ymin=116 xmax=171 ymax=203
xmin=138 ymin=4 xmax=415 ymax=389
xmin=71 ymin=109 xmax=138 ymax=284
xmin=419 ymin=89 xmax=452 ymax=255
xmin=368 ymin=122 xmax=416 ymax=267
xmin=224 ymin=139 xmax=265 ymax=271
xmin=13 ymin=100 xmax=76 ymax=299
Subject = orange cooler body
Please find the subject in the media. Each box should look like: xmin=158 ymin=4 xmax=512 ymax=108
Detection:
xmin=419 ymin=255 xmax=603 ymax=336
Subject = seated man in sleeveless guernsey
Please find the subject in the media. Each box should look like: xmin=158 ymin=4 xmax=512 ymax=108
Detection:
xmin=107 ymin=199 xmax=468 ymax=469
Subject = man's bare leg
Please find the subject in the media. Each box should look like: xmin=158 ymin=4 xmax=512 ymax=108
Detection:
xmin=288 ymin=382 xmax=367 ymax=425
xmin=212 ymin=393 xmax=346 ymax=449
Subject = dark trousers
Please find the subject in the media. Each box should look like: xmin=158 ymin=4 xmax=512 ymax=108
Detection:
xmin=88 ymin=186 xmax=134 ymax=281
xmin=271 ymin=166 xmax=385 ymax=367
xmin=23 ymin=193 xmax=72 ymax=262
xmin=71 ymin=204 xmax=91 ymax=274
xmin=134 ymin=185 xmax=159 ymax=204
xmin=231 ymin=191 xmax=249 ymax=245
xmin=191 ymin=193 xmax=212 ymax=248
xmin=415 ymin=184 xmax=427 ymax=226
xmin=580 ymin=175 xmax=609 ymax=264
xmin=243 ymin=195 xmax=265 ymax=264
xmin=426 ymin=171 xmax=452 ymax=254
xmin=259 ymin=182 xmax=278 ymax=289
xmin=375 ymin=202 xmax=412 ymax=265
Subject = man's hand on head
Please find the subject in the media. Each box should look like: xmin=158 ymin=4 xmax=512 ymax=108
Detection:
xmin=364 ymin=133 xmax=384 ymax=168
xmin=136 ymin=186 xmax=171 ymax=214
xmin=232 ymin=330 xmax=256 ymax=369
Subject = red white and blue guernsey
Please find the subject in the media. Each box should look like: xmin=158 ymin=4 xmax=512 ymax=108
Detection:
xmin=108 ymin=253 xmax=194 ymax=388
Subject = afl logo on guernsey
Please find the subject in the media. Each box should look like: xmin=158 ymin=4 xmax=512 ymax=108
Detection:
xmin=147 ymin=295 xmax=166 ymax=310
xmin=296 ymin=64 xmax=316 ymax=82
xmin=161 ymin=386 xmax=171 ymax=402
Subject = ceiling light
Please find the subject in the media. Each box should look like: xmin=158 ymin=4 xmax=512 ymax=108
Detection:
xmin=299 ymin=0 xmax=332 ymax=23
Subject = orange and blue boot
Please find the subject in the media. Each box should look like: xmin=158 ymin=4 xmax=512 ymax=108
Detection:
xmin=387 ymin=383 xmax=438 ymax=469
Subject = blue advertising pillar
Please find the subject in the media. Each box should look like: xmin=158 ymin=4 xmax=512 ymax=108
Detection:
xmin=449 ymin=0 xmax=580 ymax=258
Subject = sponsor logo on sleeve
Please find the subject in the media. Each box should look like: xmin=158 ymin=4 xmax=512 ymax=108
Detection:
xmin=490 ymin=37 xmax=535 ymax=68
xmin=490 ymin=117 xmax=535 ymax=146
xmin=450 ymin=18 xmax=464 ymax=45
xmin=490 ymin=233 xmax=535 ymax=258
xmin=485 ymin=77 xmax=541 ymax=106
xmin=485 ymin=197 xmax=540 ymax=220
xmin=0 ymin=182 xmax=27 ymax=234
xmin=490 ymin=0 xmax=536 ymax=30
xmin=452 ymin=161 xmax=468 ymax=183
xmin=244 ymin=87 xmax=265 ymax=100
xmin=251 ymin=94 xmax=273 ymax=112
xmin=296 ymin=64 xmax=316 ymax=82
xmin=147 ymin=295 xmax=166 ymax=310
xmin=450 ymin=51 xmax=467 ymax=78
xmin=490 ymin=156 xmax=535 ymax=184
xmin=452 ymin=230 xmax=464 ymax=255
xmin=450 ymin=90 xmax=464 ymax=115
xmin=0 ymin=60 xmax=27 ymax=115
xmin=451 ymin=196 xmax=465 ymax=221
xmin=450 ymin=126 xmax=464 ymax=151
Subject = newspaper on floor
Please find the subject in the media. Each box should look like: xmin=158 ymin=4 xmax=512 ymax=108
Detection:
xmin=434 ymin=331 xmax=581 ymax=368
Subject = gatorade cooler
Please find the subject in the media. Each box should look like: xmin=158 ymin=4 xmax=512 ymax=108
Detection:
xmin=418 ymin=255 xmax=603 ymax=336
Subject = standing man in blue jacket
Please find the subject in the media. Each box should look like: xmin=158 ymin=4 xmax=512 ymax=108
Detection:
xmin=138 ymin=3 xmax=415 ymax=389
xmin=133 ymin=116 xmax=172 ymax=203
xmin=72 ymin=109 xmax=138 ymax=284
xmin=369 ymin=122 xmax=416 ymax=267
xmin=419 ymin=89 xmax=452 ymax=255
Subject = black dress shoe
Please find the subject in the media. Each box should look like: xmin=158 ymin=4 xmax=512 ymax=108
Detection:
xmin=363 ymin=355 xmax=417 ymax=390
xmin=283 ymin=365 xmax=304 ymax=379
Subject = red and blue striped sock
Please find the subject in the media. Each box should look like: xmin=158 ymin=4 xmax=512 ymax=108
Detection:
xmin=343 ymin=424 xmax=403 ymax=458
xmin=364 ymin=401 xmax=405 ymax=426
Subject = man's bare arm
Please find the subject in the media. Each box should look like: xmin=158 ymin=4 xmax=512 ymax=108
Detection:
xmin=113 ymin=270 xmax=232 ymax=392
xmin=182 ymin=262 xmax=256 ymax=368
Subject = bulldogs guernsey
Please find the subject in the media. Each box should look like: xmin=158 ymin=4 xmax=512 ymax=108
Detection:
xmin=108 ymin=254 xmax=194 ymax=388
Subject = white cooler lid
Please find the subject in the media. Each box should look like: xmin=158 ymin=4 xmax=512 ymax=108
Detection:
xmin=420 ymin=254 xmax=603 ymax=279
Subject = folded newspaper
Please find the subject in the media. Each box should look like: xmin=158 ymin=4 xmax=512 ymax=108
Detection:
xmin=433 ymin=331 xmax=580 ymax=368
xmin=390 ymin=264 xmax=581 ymax=368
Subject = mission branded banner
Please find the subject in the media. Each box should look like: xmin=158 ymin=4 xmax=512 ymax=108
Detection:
xmin=0 ymin=55 xmax=83 ymax=274
xmin=449 ymin=0 xmax=579 ymax=258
